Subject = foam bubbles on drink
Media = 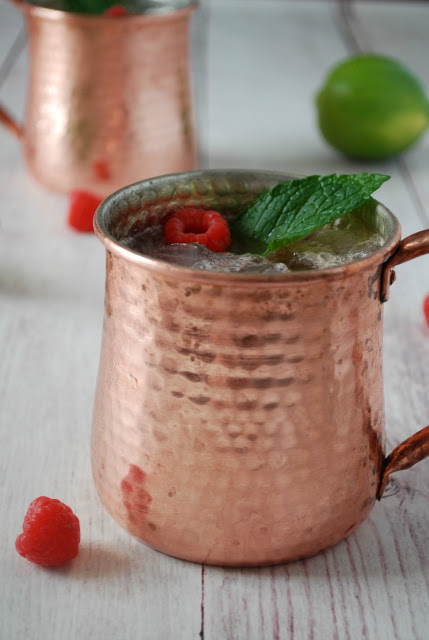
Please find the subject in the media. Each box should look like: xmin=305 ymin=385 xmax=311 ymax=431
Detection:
xmin=126 ymin=240 xmax=290 ymax=274
xmin=193 ymin=251 xmax=290 ymax=274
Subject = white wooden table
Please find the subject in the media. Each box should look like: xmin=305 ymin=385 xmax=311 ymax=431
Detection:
xmin=1 ymin=1 xmax=429 ymax=638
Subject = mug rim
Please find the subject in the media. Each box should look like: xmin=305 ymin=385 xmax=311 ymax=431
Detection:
xmin=13 ymin=0 xmax=198 ymax=23
xmin=94 ymin=169 xmax=402 ymax=287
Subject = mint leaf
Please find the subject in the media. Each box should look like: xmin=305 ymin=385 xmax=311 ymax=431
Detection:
xmin=31 ymin=0 xmax=121 ymax=14
xmin=62 ymin=0 xmax=117 ymax=13
xmin=231 ymin=173 xmax=390 ymax=255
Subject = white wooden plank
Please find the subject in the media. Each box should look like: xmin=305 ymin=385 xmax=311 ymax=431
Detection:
xmin=191 ymin=0 xmax=210 ymax=168
xmin=0 ymin=282 xmax=203 ymax=640
xmin=1 ymin=1 xmax=429 ymax=639
xmin=202 ymin=0 xmax=428 ymax=218
xmin=351 ymin=1 xmax=429 ymax=84
xmin=351 ymin=1 xmax=429 ymax=224
xmin=343 ymin=0 xmax=429 ymax=442
xmin=202 ymin=0 xmax=347 ymax=173
xmin=0 ymin=45 xmax=28 ymax=209
xmin=0 ymin=41 xmax=26 ymax=119
xmin=0 ymin=11 xmax=203 ymax=640
xmin=0 ymin=0 xmax=24 ymax=67
xmin=202 ymin=2 xmax=429 ymax=639
xmin=348 ymin=7 xmax=429 ymax=636
xmin=204 ymin=491 xmax=429 ymax=640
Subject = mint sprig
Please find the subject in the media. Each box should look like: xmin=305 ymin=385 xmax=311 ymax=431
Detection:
xmin=62 ymin=0 xmax=117 ymax=13
xmin=28 ymin=0 xmax=123 ymax=14
xmin=231 ymin=173 xmax=390 ymax=255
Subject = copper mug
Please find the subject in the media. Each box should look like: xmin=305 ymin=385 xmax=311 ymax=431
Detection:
xmin=92 ymin=169 xmax=429 ymax=566
xmin=0 ymin=0 xmax=198 ymax=197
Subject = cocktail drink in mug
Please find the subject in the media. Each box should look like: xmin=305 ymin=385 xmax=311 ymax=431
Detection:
xmin=92 ymin=170 xmax=429 ymax=566
xmin=123 ymin=203 xmax=387 ymax=272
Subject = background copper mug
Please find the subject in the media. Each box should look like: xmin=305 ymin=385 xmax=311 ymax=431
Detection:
xmin=92 ymin=170 xmax=429 ymax=566
xmin=0 ymin=0 xmax=198 ymax=196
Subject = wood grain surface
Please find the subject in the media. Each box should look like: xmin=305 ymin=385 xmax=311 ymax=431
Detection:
xmin=0 ymin=1 xmax=428 ymax=638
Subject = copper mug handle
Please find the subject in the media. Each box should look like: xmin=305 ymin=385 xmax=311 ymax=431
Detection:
xmin=0 ymin=104 xmax=23 ymax=140
xmin=378 ymin=228 xmax=429 ymax=498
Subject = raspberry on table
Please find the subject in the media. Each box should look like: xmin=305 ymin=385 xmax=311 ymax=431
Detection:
xmin=92 ymin=160 xmax=111 ymax=182
xmin=424 ymin=294 xmax=429 ymax=327
xmin=104 ymin=5 xmax=129 ymax=17
xmin=164 ymin=207 xmax=231 ymax=252
xmin=15 ymin=497 xmax=81 ymax=567
xmin=67 ymin=191 xmax=103 ymax=233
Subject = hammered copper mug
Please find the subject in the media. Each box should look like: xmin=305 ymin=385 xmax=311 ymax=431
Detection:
xmin=0 ymin=0 xmax=198 ymax=196
xmin=92 ymin=169 xmax=429 ymax=566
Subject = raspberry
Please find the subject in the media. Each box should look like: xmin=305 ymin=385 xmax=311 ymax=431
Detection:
xmin=164 ymin=207 xmax=231 ymax=252
xmin=15 ymin=497 xmax=80 ymax=567
xmin=424 ymin=294 xmax=429 ymax=327
xmin=92 ymin=160 xmax=111 ymax=182
xmin=104 ymin=5 xmax=129 ymax=17
xmin=67 ymin=191 xmax=103 ymax=233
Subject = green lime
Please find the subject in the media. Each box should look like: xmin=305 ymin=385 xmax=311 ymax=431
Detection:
xmin=316 ymin=55 xmax=429 ymax=160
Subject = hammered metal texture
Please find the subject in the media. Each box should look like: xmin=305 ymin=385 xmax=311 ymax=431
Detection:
xmin=92 ymin=170 xmax=402 ymax=566
xmin=20 ymin=5 xmax=197 ymax=196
